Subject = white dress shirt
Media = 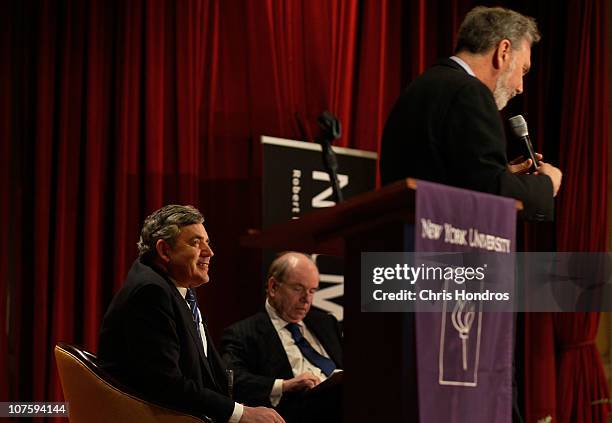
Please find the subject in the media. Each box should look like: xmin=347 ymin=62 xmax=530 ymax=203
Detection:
xmin=265 ymin=299 xmax=334 ymax=406
xmin=450 ymin=55 xmax=476 ymax=77
xmin=175 ymin=285 xmax=243 ymax=423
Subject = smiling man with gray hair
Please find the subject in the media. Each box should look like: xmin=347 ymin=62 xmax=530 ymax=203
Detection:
xmin=98 ymin=204 xmax=284 ymax=423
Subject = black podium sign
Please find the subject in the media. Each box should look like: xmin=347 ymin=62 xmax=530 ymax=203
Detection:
xmin=262 ymin=136 xmax=377 ymax=321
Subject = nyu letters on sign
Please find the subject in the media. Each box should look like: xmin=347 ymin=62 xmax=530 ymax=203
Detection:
xmin=262 ymin=136 xmax=377 ymax=321
xmin=414 ymin=180 xmax=516 ymax=423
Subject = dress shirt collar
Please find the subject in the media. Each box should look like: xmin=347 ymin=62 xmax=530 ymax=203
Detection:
xmin=449 ymin=55 xmax=476 ymax=77
xmin=170 ymin=278 xmax=188 ymax=299
xmin=265 ymin=299 xmax=304 ymax=332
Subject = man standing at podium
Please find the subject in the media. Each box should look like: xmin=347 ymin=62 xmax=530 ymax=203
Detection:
xmin=221 ymin=252 xmax=343 ymax=423
xmin=98 ymin=205 xmax=284 ymax=423
xmin=380 ymin=6 xmax=562 ymax=220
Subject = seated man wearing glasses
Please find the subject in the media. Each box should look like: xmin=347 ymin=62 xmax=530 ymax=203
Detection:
xmin=221 ymin=252 xmax=343 ymax=423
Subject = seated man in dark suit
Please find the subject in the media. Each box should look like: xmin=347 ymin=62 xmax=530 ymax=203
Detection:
xmin=98 ymin=204 xmax=283 ymax=423
xmin=221 ymin=252 xmax=343 ymax=423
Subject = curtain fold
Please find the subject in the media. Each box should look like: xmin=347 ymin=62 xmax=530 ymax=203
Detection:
xmin=554 ymin=313 xmax=611 ymax=423
xmin=553 ymin=0 xmax=610 ymax=422
xmin=557 ymin=0 xmax=609 ymax=251
xmin=523 ymin=312 xmax=557 ymax=422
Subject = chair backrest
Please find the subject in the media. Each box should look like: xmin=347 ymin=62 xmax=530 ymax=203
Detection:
xmin=54 ymin=343 xmax=207 ymax=423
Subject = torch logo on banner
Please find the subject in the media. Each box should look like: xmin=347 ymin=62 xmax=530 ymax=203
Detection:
xmin=451 ymin=300 xmax=476 ymax=371
xmin=438 ymin=280 xmax=483 ymax=387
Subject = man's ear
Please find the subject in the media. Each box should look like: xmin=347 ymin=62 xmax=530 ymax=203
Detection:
xmin=493 ymin=39 xmax=512 ymax=70
xmin=267 ymin=277 xmax=279 ymax=297
xmin=155 ymin=239 xmax=172 ymax=263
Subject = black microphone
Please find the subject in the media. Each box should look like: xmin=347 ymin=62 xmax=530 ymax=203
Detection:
xmin=317 ymin=111 xmax=343 ymax=203
xmin=318 ymin=111 xmax=342 ymax=141
xmin=508 ymin=115 xmax=538 ymax=173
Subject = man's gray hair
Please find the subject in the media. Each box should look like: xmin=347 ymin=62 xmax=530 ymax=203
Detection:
xmin=455 ymin=6 xmax=541 ymax=54
xmin=137 ymin=204 xmax=204 ymax=261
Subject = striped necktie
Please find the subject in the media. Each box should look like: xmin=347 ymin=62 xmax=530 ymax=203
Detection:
xmin=185 ymin=288 xmax=202 ymax=338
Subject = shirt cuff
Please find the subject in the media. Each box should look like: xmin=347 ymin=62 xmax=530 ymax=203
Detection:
xmin=228 ymin=402 xmax=243 ymax=423
xmin=269 ymin=379 xmax=284 ymax=407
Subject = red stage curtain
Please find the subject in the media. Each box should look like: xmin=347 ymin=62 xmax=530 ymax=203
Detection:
xmin=1 ymin=0 xmax=409 ymax=409
xmin=523 ymin=311 xmax=558 ymax=422
xmin=553 ymin=0 xmax=610 ymax=422
xmin=2 ymin=0 xmax=214 ymax=412
xmin=554 ymin=313 xmax=611 ymax=423
xmin=196 ymin=0 xmax=408 ymax=331
xmin=1 ymin=2 xmax=609 ymax=422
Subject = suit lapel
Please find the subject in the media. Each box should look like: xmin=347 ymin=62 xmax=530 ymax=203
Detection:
xmin=257 ymin=313 xmax=294 ymax=379
xmin=203 ymin=322 xmax=227 ymax=393
xmin=166 ymin=281 xmax=219 ymax=389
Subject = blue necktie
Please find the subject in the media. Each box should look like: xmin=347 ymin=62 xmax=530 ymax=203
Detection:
xmin=185 ymin=288 xmax=202 ymax=338
xmin=286 ymin=322 xmax=336 ymax=376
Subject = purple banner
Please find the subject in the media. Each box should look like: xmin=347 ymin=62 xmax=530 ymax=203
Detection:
xmin=414 ymin=180 xmax=516 ymax=423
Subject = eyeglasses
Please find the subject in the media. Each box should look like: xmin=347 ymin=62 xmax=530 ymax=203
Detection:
xmin=281 ymin=283 xmax=319 ymax=296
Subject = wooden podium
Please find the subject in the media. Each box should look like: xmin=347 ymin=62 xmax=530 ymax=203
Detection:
xmin=243 ymin=178 xmax=523 ymax=421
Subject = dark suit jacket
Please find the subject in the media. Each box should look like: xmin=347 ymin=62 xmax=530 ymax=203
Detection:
xmin=220 ymin=309 xmax=342 ymax=416
xmin=98 ymin=259 xmax=234 ymax=422
xmin=380 ymin=58 xmax=554 ymax=221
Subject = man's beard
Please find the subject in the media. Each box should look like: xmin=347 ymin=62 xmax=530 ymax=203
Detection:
xmin=494 ymin=57 xmax=517 ymax=110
